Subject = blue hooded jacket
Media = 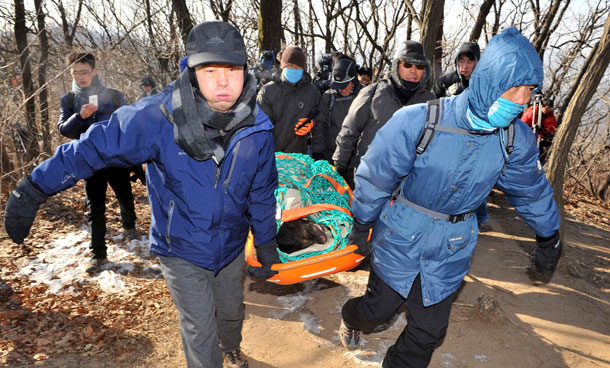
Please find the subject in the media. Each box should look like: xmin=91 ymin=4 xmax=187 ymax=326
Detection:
xmin=31 ymin=81 xmax=278 ymax=272
xmin=352 ymin=27 xmax=560 ymax=306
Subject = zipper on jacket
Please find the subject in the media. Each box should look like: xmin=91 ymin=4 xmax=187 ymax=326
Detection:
xmin=165 ymin=200 xmax=175 ymax=252
xmin=214 ymin=166 xmax=221 ymax=188
xmin=223 ymin=141 xmax=241 ymax=189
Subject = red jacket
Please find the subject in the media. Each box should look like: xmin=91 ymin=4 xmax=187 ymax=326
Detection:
xmin=521 ymin=106 xmax=557 ymax=139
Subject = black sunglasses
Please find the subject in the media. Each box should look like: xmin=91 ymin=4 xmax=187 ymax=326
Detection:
xmin=403 ymin=63 xmax=426 ymax=70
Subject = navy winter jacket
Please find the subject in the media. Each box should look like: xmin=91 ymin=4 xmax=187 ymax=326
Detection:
xmin=352 ymin=27 xmax=560 ymax=306
xmin=57 ymin=87 xmax=126 ymax=139
xmin=32 ymin=85 xmax=278 ymax=272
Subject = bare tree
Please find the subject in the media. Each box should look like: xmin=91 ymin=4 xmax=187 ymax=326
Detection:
xmin=14 ymin=0 xmax=40 ymax=162
xmin=258 ymin=0 xmax=282 ymax=53
xmin=353 ymin=0 xmax=407 ymax=77
xmin=209 ymin=0 xmax=232 ymax=22
xmin=530 ymin=0 xmax=571 ymax=59
xmin=49 ymin=0 xmax=84 ymax=47
xmin=172 ymin=0 xmax=194 ymax=45
xmin=34 ymin=0 xmax=51 ymax=155
xmin=547 ymin=14 xmax=610 ymax=231
xmin=418 ymin=0 xmax=445 ymax=86
xmin=469 ymin=0 xmax=494 ymax=42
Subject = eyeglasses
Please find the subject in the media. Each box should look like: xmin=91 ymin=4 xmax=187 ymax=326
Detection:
xmin=403 ymin=63 xmax=426 ymax=70
xmin=71 ymin=70 xmax=92 ymax=77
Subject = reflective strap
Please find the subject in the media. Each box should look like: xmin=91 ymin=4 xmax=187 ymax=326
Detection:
xmin=393 ymin=188 xmax=474 ymax=223
xmin=435 ymin=125 xmax=471 ymax=135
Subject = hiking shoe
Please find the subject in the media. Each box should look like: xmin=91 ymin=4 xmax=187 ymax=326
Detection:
xmin=478 ymin=221 xmax=493 ymax=233
xmin=223 ymin=349 xmax=248 ymax=368
xmin=86 ymin=257 xmax=108 ymax=275
xmin=339 ymin=319 xmax=361 ymax=350
xmin=124 ymin=227 xmax=141 ymax=240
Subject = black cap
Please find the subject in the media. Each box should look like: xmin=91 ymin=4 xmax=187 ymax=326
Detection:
xmin=456 ymin=42 xmax=481 ymax=61
xmin=330 ymin=58 xmax=357 ymax=90
xmin=394 ymin=40 xmax=427 ymax=65
xmin=140 ymin=75 xmax=156 ymax=88
xmin=186 ymin=21 xmax=247 ymax=68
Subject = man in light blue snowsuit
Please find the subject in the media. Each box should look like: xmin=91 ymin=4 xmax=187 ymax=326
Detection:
xmin=339 ymin=28 xmax=562 ymax=367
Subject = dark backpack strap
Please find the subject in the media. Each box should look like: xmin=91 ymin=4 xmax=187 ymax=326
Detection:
xmin=416 ymin=99 xmax=442 ymax=155
xmin=505 ymin=122 xmax=515 ymax=155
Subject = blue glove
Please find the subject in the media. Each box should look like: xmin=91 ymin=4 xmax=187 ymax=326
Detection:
xmin=348 ymin=220 xmax=373 ymax=256
xmin=247 ymin=240 xmax=280 ymax=279
xmin=4 ymin=177 xmax=49 ymax=244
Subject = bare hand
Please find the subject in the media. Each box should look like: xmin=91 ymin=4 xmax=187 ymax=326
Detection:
xmin=80 ymin=103 xmax=98 ymax=119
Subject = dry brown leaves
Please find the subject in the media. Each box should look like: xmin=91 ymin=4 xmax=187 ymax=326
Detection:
xmin=0 ymin=181 xmax=170 ymax=366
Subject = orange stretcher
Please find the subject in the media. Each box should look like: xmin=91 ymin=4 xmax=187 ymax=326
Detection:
xmin=245 ymin=156 xmax=365 ymax=285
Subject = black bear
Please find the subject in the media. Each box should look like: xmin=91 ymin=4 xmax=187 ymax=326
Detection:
xmin=277 ymin=218 xmax=328 ymax=254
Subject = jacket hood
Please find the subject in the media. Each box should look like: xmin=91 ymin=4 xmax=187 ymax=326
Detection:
xmin=455 ymin=42 xmax=481 ymax=62
xmin=391 ymin=40 xmax=432 ymax=88
xmin=468 ymin=27 xmax=543 ymax=120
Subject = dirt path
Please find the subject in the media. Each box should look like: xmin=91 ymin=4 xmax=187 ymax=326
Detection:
xmin=1 ymin=187 xmax=609 ymax=368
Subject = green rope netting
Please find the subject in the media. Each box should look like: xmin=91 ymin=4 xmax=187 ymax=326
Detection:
xmin=275 ymin=152 xmax=353 ymax=262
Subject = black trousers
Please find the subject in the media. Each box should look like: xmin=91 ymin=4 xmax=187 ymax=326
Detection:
xmin=342 ymin=270 xmax=454 ymax=368
xmin=84 ymin=167 xmax=136 ymax=258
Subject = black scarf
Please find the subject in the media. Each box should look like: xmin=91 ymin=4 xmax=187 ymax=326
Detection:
xmin=389 ymin=73 xmax=418 ymax=104
xmin=170 ymin=69 xmax=257 ymax=164
xmin=72 ymin=75 xmax=106 ymax=106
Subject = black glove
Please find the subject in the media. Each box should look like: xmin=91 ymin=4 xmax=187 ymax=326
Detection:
xmin=530 ymin=231 xmax=562 ymax=283
xmin=311 ymin=152 xmax=325 ymax=161
xmin=4 ymin=176 xmax=49 ymax=244
xmin=247 ymin=240 xmax=281 ymax=279
xmin=335 ymin=166 xmax=347 ymax=179
xmin=130 ymin=165 xmax=146 ymax=185
xmin=348 ymin=220 xmax=373 ymax=256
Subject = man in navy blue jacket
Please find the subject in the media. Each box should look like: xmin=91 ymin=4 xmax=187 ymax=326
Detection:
xmin=4 ymin=22 xmax=280 ymax=368
xmin=58 ymin=52 xmax=139 ymax=273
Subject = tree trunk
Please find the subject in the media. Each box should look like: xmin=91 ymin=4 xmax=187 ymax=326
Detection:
xmin=598 ymin=173 xmax=610 ymax=201
xmin=419 ymin=0 xmax=445 ymax=87
xmin=53 ymin=0 xmax=83 ymax=46
xmin=14 ymin=0 xmax=40 ymax=163
xmin=258 ymin=0 xmax=282 ymax=53
xmin=209 ymin=0 xmax=232 ymax=22
xmin=469 ymin=0 xmax=494 ymax=42
xmin=34 ymin=0 xmax=51 ymax=156
xmin=546 ymin=14 xmax=610 ymax=236
xmin=172 ymin=0 xmax=194 ymax=45
xmin=531 ymin=0 xmax=571 ymax=60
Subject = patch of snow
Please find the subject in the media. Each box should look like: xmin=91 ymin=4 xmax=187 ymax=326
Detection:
xmin=273 ymin=293 xmax=311 ymax=319
xmin=474 ymin=354 xmax=489 ymax=362
xmin=300 ymin=312 xmax=321 ymax=335
xmin=440 ymin=353 xmax=457 ymax=367
xmin=16 ymin=227 xmax=161 ymax=295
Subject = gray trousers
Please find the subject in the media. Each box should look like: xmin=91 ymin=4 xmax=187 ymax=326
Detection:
xmin=159 ymin=252 xmax=245 ymax=368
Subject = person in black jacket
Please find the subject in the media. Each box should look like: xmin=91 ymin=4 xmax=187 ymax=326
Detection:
xmin=432 ymin=42 xmax=480 ymax=98
xmin=312 ymin=57 xmax=363 ymax=162
xmin=58 ymin=52 xmax=139 ymax=274
xmin=138 ymin=74 xmax=161 ymax=100
xmin=333 ymin=41 xmax=435 ymax=188
xmin=257 ymin=46 xmax=321 ymax=154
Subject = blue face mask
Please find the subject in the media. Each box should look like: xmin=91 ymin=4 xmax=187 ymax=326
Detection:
xmin=283 ymin=68 xmax=303 ymax=84
xmin=487 ymin=97 xmax=527 ymax=128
